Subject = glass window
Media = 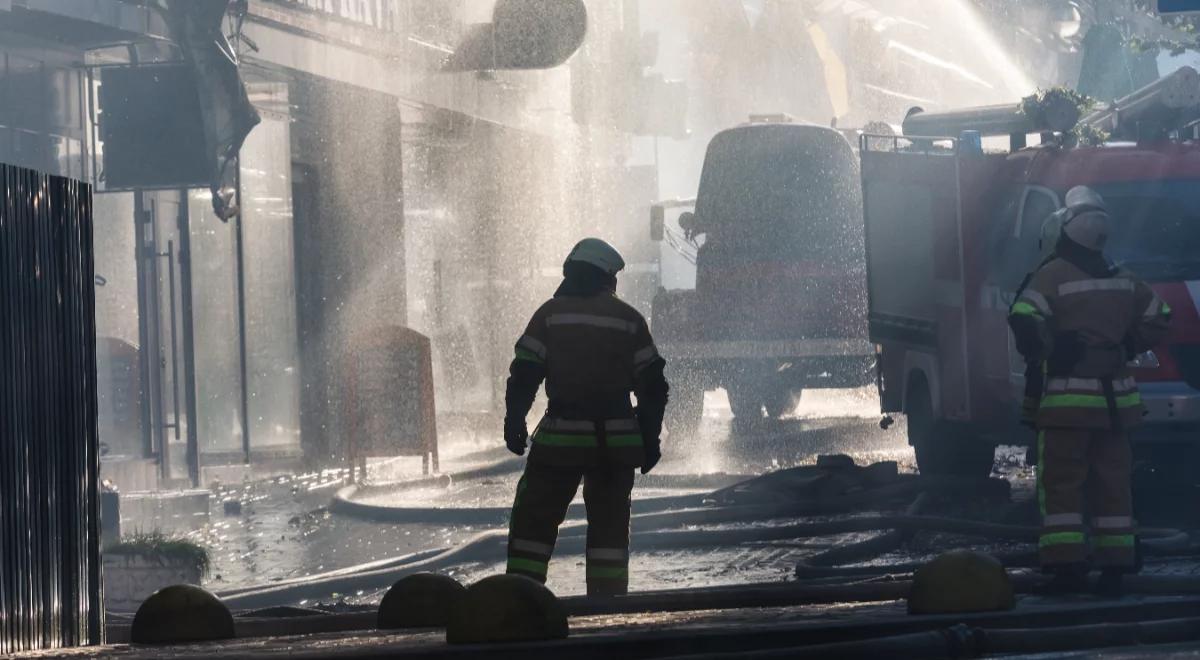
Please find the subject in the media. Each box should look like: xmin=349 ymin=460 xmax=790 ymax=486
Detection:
xmin=1020 ymin=189 xmax=1060 ymax=244
xmin=239 ymin=97 xmax=301 ymax=454
xmin=987 ymin=187 xmax=1058 ymax=291
xmin=188 ymin=190 xmax=246 ymax=460
xmin=93 ymin=192 xmax=142 ymax=458
xmin=0 ymin=126 xmax=11 ymax=166
xmin=47 ymin=67 xmax=79 ymax=133
xmin=5 ymin=54 xmax=41 ymax=130
xmin=51 ymin=134 xmax=70 ymax=178
xmin=693 ymin=125 xmax=861 ymax=264
xmin=12 ymin=129 xmax=48 ymax=173
xmin=1097 ymin=180 xmax=1200 ymax=282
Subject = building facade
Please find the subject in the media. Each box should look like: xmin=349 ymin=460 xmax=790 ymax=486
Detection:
xmin=0 ymin=0 xmax=659 ymax=491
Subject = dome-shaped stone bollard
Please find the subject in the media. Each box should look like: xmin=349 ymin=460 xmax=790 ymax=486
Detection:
xmin=446 ymin=574 xmax=569 ymax=644
xmin=130 ymin=584 xmax=235 ymax=644
xmin=377 ymin=573 xmax=467 ymax=629
xmin=908 ymin=550 xmax=1016 ymax=615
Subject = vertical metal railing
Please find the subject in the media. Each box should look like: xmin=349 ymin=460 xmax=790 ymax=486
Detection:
xmin=0 ymin=162 xmax=102 ymax=653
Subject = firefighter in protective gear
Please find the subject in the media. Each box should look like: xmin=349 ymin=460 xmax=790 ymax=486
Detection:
xmin=503 ymin=238 xmax=669 ymax=596
xmin=1008 ymin=186 xmax=1171 ymax=595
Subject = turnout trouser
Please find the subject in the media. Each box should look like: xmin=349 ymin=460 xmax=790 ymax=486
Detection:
xmin=1037 ymin=428 xmax=1135 ymax=570
xmin=506 ymin=461 xmax=635 ymax=596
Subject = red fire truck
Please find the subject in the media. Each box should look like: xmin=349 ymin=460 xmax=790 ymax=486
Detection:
xmin=650 ymin=116 xmax=872 ymax=434
xmin=866 ymin=67 xmax=1200 ymax=477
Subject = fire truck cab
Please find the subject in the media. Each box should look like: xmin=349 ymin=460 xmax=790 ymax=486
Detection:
xmin=866 ymin=68 xmax=1200 ymax=477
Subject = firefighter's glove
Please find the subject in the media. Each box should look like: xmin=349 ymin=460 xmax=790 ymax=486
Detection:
xmin=1020 ymin=395 xmax=1039 ymax=429
xmin=641 ymin=442 xmax=662 ymax=475
xmin=503 ymin=417 xmax=528 ymax=456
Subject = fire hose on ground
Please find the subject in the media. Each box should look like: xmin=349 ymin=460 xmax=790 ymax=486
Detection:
xmin=220 ymin=478 xmax=1197 ymax=610
xmin=113 ymin=589 xmax=1200 ymax=651
xmin=653 ymin=618 xmax=1200 ymax=660
xmin=183 ymin=456 xmax=1200 ymax=655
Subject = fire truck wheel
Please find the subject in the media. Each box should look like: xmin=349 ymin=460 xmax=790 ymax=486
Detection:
xmin=907 ymin=380 xmax=995 ymax=478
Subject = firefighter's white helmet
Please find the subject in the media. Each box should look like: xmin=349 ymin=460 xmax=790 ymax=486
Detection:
xmin=1064 ymin=185 xmax=1107 ymax=215
xmin=564 ymin=238 xmax=625 ymax=275
xmin=1039 ymin=211 xmax=1065 ymax=259
xmin=1061 ymin=186 xmax=1110 ymax=251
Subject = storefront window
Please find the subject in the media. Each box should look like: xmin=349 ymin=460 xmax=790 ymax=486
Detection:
xmin=189 ymin=190 xmax=246 ymax=460
xmin=240 ymin=90 xmax=302 ymax=454
xmin=93 ymin=192 xmax=142 ymax=459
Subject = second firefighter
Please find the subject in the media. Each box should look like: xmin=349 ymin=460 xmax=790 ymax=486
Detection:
xmin=1008 ymin=186 xmax=1171 ymax=595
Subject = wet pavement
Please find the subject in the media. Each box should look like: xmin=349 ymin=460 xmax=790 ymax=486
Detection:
xmin=75 ymin=384 xmax=1200 ymax=658
xmin=194 ymin=388 xmax=906 ymax=597
xmin=196 ymin=458 xmax=490 ymax=597
xmin=179 ymin=386 xmax=1198 ymax=609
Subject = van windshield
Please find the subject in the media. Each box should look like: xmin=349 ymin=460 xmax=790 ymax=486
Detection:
xmin=694 ymin=125 xmax=861 ymax=264
xmin=1098 ymin=181 xmax=1200 ymax=282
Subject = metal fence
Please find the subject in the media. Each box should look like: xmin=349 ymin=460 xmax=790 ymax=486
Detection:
xmin=0 ymin=162 xmax=102 ymax=653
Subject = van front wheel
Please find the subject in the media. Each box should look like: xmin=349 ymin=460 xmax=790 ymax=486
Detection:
xmin=764 ymin=386 xmax=802 ymax=419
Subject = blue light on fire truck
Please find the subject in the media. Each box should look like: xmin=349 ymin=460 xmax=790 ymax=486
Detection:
xmin=959 ymin=130 xmax=983 ymax=155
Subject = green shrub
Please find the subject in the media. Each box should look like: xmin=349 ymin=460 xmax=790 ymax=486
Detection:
xmin=106 ymin=533 xmax=211 ymax=577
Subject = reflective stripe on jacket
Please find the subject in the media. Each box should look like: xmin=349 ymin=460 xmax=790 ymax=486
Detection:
xmin=529 ymin=417 xmax=645 ymax=467
xmin=1008 ymin=259 xmax=1170 ymax=429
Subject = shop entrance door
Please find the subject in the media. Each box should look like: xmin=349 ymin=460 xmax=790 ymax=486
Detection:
xmin=134 ymin=189 xmax=200 ymax=487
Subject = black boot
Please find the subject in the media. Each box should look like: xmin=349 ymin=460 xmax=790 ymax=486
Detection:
xmin=1033 ymin=565 xmax=1090 ymax=595
xmin=1094 ymin=570 xmax=1124 ymax=598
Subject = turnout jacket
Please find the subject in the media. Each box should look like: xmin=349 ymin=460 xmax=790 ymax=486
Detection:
xmin=506 ymin=291 xmax=668 ymax=467
xmin=1009 ymin=256 xmax=1170 ymax=429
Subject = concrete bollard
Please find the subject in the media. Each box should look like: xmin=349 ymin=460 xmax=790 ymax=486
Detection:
xmin=130 ymin=584 xmax=235 ymax=644
xmin=377 ymin=573 xmax=466 ymax=629
xmin=446 ymin=574 xmax=568 ymax=644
